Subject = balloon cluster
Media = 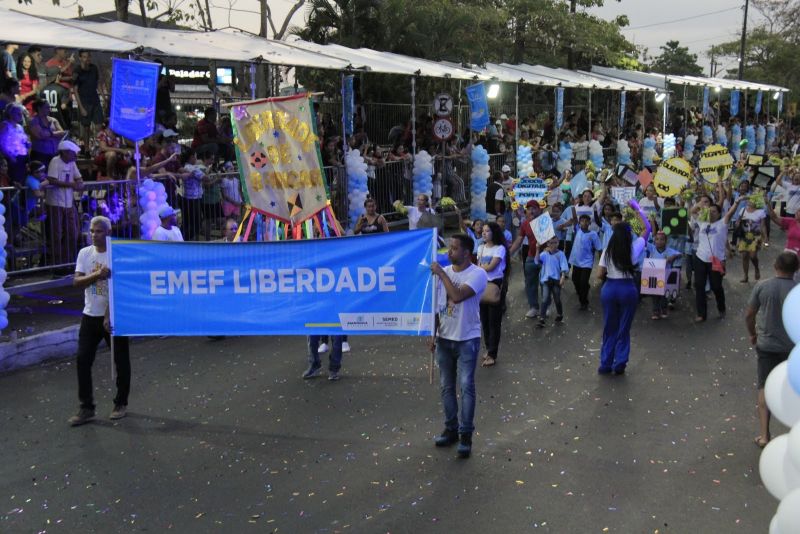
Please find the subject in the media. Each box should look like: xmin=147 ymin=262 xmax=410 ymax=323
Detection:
xmin=345 ymin=148 xmax=368 ymax=229
xmin=412 ymin=150 xmax=433 ymax=199
xmin=516 ymin=145 xmax=533 ymax=178
xmin=0 ymin=190 xmax=8 ymax=330
xmin=767 ymin=124 xmax=777 ymax=150
xmin=642 ymin=137 xmax=656 ymax=167
xmin=683 ymin=134 xmax=697 ymax=160
xmin=470 ymin=145 xmax=490 ymax=221
xmin=588 ymin=140 xmax=603 ymax=169
xmin=616 ymin=139 xmax=631 ymax=165
xmin=702 ymin=125 xmax=713 ymax=146
xmin=662 ymin=134 xmax=676 ymax=160
xmin=745 ymin=125 xmax=756 ymax=152
xmin=730 ymin=124 xmax=742 ymax=160
xmin=138 ymin=179 xmax=170 ymax=240
xmin=757 ymin=125 xmax=766 ymax=155
xmin=759 ymin=285 xmax=800 ymax=532
xmin=556 ymin=141 xmax=572 ymax=175
xmin=715 ymin=125 xmax=728 ymax=147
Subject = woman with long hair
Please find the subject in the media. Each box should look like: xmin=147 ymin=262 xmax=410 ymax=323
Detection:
xmin=596 ymin=201 xmax=651 ymax=375
xmin=16 ymin=53 xmax=39 ymax=114
xmin=477 ymin=221 xmax=507 ymax=367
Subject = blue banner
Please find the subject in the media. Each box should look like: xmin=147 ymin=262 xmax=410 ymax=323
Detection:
xmin=755 ymin=90 xmax=763 ymax=115
xmin=110 ymin=58 xmax=159 ymax=141
xmin=730 ymin=90 xmax=740 ymax=116
xmin=778 ymin=92 xmax=784 ymax=117
xmin=702 ymin=87 xmax=710 ymax=118
xmin=619 ymin=90 xmax=626 ymax=128
xmin=465 ymin=82 xmax=490 ymax=131
xmin=555 ymin=87 xmax=564 ymax=131
xmin=342 ymin=74 xmax=354 ymax=136
xmin=109 ymin=230 xmax=437 ymax=336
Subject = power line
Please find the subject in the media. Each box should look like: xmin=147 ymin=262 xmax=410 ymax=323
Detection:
xmin=626 ymin=7 xmax=740 ymax=31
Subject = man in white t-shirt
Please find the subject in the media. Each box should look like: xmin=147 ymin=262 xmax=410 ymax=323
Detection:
xmin=68 ymin=216 xmax=131 ymax=426
xmin=691 ymin=199 xmax=737 ymax=321
xmin=429 ymin=233 xmax=488 ymax=458
xmin=153 ymin=206 xmax=184 ymax=242
xmin=46 ymin=139 xmax=83 ymax=266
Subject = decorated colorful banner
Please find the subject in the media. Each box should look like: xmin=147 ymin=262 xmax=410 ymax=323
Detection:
xmin=730 ymin=90 xmax=740 ymax=116
xmin=108 ymin=230 xmax=437 ymax=336
xmin=342 ymin=75 xmax=355 ymax=136
xmin=109 ymin=58 xmax=159 ymax=141
xmin=755 ymin=90 xmax=763 ymax=115
xmin=699 ymin=144 xmax=734 ymax=184
xmin=702 ymin=87 xmax=710 ymax=118
xmin=619 ymin=91 xmax=626 ymax=128
xmin=555 ymin=87 xmax=565 ymax=131
xmin=513 ymin=177 xmax=548 ymax=206
xmin=465 ymin=82 xmax=490 ymax=131
xmin=654 ymin=158 xmax=691 ymax=198
xmin=231 ymin=94 xmax=327 ymax=224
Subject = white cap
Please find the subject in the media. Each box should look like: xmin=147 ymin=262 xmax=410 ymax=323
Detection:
xmin=500 ymin=113 xmax=508 ymax=120
xmin=57 ymin=140 xmax=80 ymax=153
xmin=501 ymin=164 xmax=511 ymax=173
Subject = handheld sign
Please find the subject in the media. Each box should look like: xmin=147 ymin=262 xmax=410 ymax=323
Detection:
xmin=110 ymin=58 xmax=160 ymax=141
xmin=514 ymin=177 xmax=548 ymax=206
xmin=640 ymin=258 xmax=667 ymax=296
xmin=699 ymin=144 xmax=734 ymax=184
xmin=611 ymin=186 xmax=636 ymax=205
xmin=637 ymin=168 xmax=653 ymax=189
xmin=531 ymin=212 xmax=555 ymax=244
xmin=654 ymin=158 xmax=691 ymax=198
xmin=659 ymin=207 xmax=688 ymax=236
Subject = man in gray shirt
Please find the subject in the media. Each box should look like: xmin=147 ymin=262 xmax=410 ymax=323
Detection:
xmin=745 ymin=251 xmax=799 ymax=448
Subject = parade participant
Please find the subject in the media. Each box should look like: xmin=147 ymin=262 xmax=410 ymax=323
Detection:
xmin=775 ymin=168 xmax=800 ymax=217
xmin=495 ymin=214 xmax=512 ymax=244
xmin=551 ymin=202 xmax=570 ymax=251
xmin=430 ymin=233 xmax=488 ymax=458
xmin=69 ymin=216 xmax=131 ymax=425
xmin=596 ymin=200 xmax=651 ymax=375
xmin=600 ymin=211 xmax=623 ymax=250
xmin=766 ymin=200 xmax=800 ymax=256
xmin=153 ymin=206 xmax=184 ymax=242
xmin=645 ymin=231 xmax=681 ymax=320
xmin=737 ymin=198 xmax=767 ymax=283
xmin=691 ymin=198 xmax=738 ymax=322
xmin=536 ymin=237 xmax=569 ymax=327
xmin=354 ymin=198 xmax=389 ymax=234
xmin=569 ymin=213 xmax=602 ymax=310
xmin=745 ymin=252 xmax=799 ymax=448
xmin=303 ymin=334 xmax=345 ymax=381
xmin=638 ymin=183 xmax=662 ymax=219
xmin=508 ymin=200 xmax=542 ymax=318
xmin=477 ymin=222 xmax=507 ymax=367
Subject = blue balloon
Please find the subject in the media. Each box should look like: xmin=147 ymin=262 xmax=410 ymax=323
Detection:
xmin=787 ymin=346 xmax=800 ymax=395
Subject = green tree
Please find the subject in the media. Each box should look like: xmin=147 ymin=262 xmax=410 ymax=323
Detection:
xmin=650 ymin=40 xmax=704 ymax=75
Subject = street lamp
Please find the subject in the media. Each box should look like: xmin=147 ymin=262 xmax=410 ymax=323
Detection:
xmin=774 ymin=92 xmax=781 ymax=100
xmin=655 ymin=92 xmax=666 ymax=103
xmin=487 ymin=83 xmax=500 ymax=99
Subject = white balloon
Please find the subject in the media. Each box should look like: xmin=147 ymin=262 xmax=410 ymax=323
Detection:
xmin=760 ymin=435 xmax=800 ymax=499
xmin=777 ymin=487 xmax=800 ymax=533
xmin=771 ymin=513 xmax=782 ymax=534
xmin=783 ymin=285 xmax=800 ymax=343
xmin=788 ymin=423 xmax=800 ymax=472
xmin=765 ymin=362 xmax=800 ymax=427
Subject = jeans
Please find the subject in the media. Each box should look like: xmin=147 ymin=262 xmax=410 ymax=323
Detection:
xmin=693 ymin=255 xmax=725 ymax=319
xmin=479 ymin=279 xmax=504 ymax=358
xmin=436 ymin=337 xmax=480 ymax=434
xmin=76 ymin=315 xmax=131 ymax=410
xmin=308 ymin=335 xmax=343 ymax=372
xmin=540 ymin=279 xmax=563 ymax=318
xmin=524 ymin=260 xmax=541 ymax=309
xmin=600 ymin=279 xmax=638 ymax=372
xmin=571 ymin=266 xmax=592 ymax=307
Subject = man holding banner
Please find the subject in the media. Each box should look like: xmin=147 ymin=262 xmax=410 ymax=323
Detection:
xmin=430 ymin=233 xmax=488 ymax=459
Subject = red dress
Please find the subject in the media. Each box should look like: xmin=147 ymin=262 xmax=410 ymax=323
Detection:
xmin=19 ymin=72 xmax=38 ymax=114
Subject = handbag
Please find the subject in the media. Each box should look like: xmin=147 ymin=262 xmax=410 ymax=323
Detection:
xmin=711 ymin=255 xmax=726 ymax=274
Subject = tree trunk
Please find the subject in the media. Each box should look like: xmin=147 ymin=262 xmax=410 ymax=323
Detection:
xmin=115 ymin=0 xmax=129 ymax=22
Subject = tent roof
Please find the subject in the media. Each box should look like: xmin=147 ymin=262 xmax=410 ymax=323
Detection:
xmin=591 ymin=65 xmax=789 ymax=94
xmin=0 ymin=7 xmax=135 ymax=52
xmin=501 ymin=63 xmax=646 ymax=91
xmin=481 ymin=63 xmax=571 ymax=86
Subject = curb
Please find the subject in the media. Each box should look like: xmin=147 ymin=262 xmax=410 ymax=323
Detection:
xmin=0 ymin=325 xmax=79 ymax=373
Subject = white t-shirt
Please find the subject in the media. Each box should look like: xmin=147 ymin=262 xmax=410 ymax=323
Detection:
xmin=436 ymin=264 xmax=488 ymax=341
xmin=784 ymin=183 xmax=800 ymax=215
xmin=638 ymin=197 xmax=659 ymax=217
xmin=741 ymin=208 xmax=766 ymax=234
xmin=75 ymin=245 xmax=108 ymax=317
xmin=153 ymin=225 xmax=184 ymax=242
xmin=695 ymin=219 xmax=728 ymax=262
xmin=599 ymin=249 xmax=633 ymax=279
xmin=407 ymin=206 xmax=433 ymax=230
xmin=477 ymin=243 xmax=506 ymax=281
xmin=221 ymin=176 xmax=242 ymax=204
xmin=46 ymin=156 xmax=81 ymax=208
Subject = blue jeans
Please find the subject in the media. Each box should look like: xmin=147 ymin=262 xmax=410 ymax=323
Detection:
xmin=600 ymin=279 xmax=638 ymax=371
xmin=524 ymin=260 xmax=541 ymax=309
xmin=436 ymin=337 xmax=480 ymax=434
xmin=539 ymin=279 xmax=563 ymax=318
xmin=308 ymin=335 xmax=343 ymax=372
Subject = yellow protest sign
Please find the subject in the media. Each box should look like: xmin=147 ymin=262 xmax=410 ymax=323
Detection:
xmin=231 ymin=94 xmax=326 ymax=223
xmin=698 ymin=144 xmax=734 ymax=184
xmin=654 ymin=157 xmax=691 ymax=198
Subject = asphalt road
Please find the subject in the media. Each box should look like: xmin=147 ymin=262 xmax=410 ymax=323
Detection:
xmin=0 ymin=241 xmax=787 ymax=533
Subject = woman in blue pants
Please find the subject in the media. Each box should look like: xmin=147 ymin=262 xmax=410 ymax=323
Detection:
xmin=596 ymin=200 xmax=651 ymax=375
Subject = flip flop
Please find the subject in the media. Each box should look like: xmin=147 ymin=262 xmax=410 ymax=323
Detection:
xmin=755 ymin=436 xmax=769 ymax=448
xmin=482 ymin=357 xmax=496 ymax=367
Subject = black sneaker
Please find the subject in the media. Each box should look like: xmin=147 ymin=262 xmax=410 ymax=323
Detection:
xmin=555 ymin=315 xmax=563 ymax=323
xmin=457 ymin=432 xmax=472 ymax=458
xmin=537 ymin=318 xmax=546 ymax=328
xmin=68 ymin=408 xmax=95 ymax=426
xmin=302 ymin=365 xmax=321 ymax=379
xmin=434 ymin=429 xmax=458 ymax=447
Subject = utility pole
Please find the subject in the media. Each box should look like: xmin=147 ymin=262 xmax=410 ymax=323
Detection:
xmin=710 ymin=52 xmax=716 ymax=77
xmin=738 ymin=0 xmax=749 ymax=80
xmin=567 ymin=0 xmax=577 ymax=70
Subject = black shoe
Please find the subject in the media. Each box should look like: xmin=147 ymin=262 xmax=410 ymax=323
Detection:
xmin=537 ymin=318 xmax=545 ymax=328
xmin=457 ymin=432 xmax=472 ymax=458
xmin=434 ymin=429 xmax=458 ymax=447
xmin=613 ymin=367 xmax=626 ymax=375
xmin=555 ymin=315 xmax=563 ymax=323
xmin=597 ymin=367 xmax=612 ymax=375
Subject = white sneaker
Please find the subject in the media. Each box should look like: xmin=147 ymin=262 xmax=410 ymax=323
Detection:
xmin=525 ymin=308 xmax=538 ymax=318
xmin=342 ymin=341 xmax=351 ymax=353
xmin=318 ymin=343 xmax=329 ymax=353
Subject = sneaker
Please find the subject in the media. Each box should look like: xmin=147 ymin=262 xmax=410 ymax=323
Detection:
xmin=110 ymin=405 xmax=127 ymax=420
xmin=457 ymin=432 xmax=472 ymax=458
xmin=537 ymin=318 xmax=546 ymax=328
xmin=342 ymin=342 xmax=351 ymax=353
xmin=434 ymin=429 xmax=459 ymax=447
xmin=317 ymin=343 xmax=329 ymax=353
xmin=302 ymin=365 xmax=321 ymax=379
xmin=68 ymin=408 xmax=95 ymax=426
xmin=613 ymin=367 xmax=626 ymax=376
xmin=328 ymin=371 xmax=340 ymax=381
xmin=525 ymin=308 xmax=538 ymax=318
xmin=555 ymin=315 xmax=563 ymax=323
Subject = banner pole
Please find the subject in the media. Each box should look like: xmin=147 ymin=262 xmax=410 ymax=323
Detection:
xmin=429 ymin=228 xmax=438 ymax=385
